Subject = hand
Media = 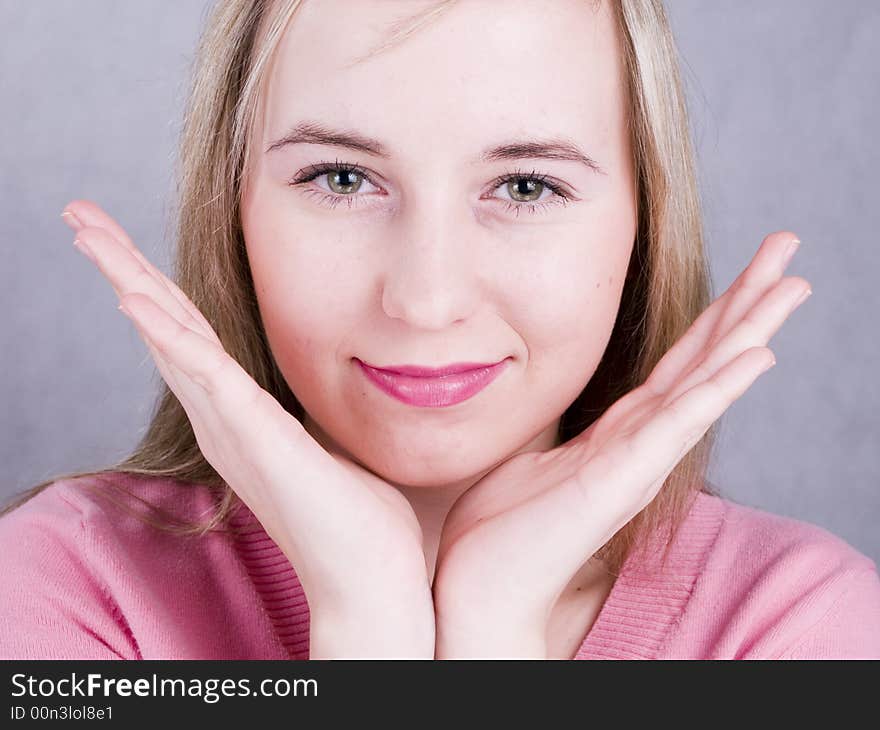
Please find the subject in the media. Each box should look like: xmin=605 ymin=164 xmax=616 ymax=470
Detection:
xmin=61 ymin=200 xmax=435 ymax=658
xmin=432 ymin=231 xmax=812 ymax=658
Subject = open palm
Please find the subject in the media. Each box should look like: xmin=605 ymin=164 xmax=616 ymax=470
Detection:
xmin=61 ymin=200 xmax=434 ymax=657
xmin=432 ymin=231 xmax=811 ymax=657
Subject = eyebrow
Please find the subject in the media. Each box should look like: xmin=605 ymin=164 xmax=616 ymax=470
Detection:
xmin=265 ymin=121 xmax=606 ymax=174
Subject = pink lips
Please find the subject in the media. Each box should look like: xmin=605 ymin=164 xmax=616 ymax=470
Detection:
xmin=356 ymin=358 xmax=511 ymax=407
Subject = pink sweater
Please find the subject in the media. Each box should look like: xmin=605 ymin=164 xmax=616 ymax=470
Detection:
xmin=1 ymin=473 xmax=878 ymax=659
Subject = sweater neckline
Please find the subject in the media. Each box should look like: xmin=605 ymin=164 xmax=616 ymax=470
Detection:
xmin=229 ymin=507 xmax=311 ymax=659
xmin=575 ymin=491 xmax=726 ymax=659
xmin=229 ymin=491 xmax=725 ymax=660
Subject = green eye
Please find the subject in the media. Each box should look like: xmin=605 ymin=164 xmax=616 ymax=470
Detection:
xmin=290 ymin=160 xmax=573 ymax=216
xmin=506 ymin=178 xmax=547 ymax=203
xmin=325 ymin=168 xmax=365 ymax=195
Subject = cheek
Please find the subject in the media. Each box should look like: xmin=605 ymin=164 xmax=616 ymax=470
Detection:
xmin=511 ymin=239 xmax=630 ymax=358
xmin=247 ymin=232 xmax=367 ymax=376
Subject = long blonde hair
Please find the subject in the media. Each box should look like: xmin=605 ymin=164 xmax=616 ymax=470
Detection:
xmin=2 ymin=0 xmax=718 ymax=577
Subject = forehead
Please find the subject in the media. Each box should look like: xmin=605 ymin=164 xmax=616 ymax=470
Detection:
xmin=259 ymin=0 xmax=623 ymax=156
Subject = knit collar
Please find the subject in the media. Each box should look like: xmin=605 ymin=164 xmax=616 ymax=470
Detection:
xmin=575 ymin=491 xmax=726 ymax=659
xmin=229 ymin=506 xmax=311 ymax=659
xmin=230 ymin=490 xmax=725 ymax=660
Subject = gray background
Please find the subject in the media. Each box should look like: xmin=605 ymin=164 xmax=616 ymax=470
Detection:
xmin=2 ymin=1 xmax=878 ymax=564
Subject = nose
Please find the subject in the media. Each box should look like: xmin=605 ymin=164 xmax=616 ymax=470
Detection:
xmin=380 ymin=215 xmax=480 ymax=330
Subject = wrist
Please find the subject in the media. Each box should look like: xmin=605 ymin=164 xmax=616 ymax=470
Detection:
xmin=309 ymin=600 xmax=435 ymax=659
xmin=433 ymin=606 xmax=547 ymax=659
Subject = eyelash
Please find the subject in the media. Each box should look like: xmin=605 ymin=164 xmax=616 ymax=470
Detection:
xmin=287 ymin=158 xmax=574 ymax=216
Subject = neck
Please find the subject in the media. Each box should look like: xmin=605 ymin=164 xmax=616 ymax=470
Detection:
xmin=392 ymin=481 xmax=468 ymax=584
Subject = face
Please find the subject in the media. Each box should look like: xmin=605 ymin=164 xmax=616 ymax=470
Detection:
xmin=240 ymin=0 xmax=637 ymax=489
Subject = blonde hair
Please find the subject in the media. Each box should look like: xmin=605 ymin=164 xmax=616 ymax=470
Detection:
xmin=2 ymin=0 xmax=718 ymax=577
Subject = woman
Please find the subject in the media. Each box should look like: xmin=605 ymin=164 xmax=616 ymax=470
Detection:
xmin=1 ymin=0 xmax=877 ymax=659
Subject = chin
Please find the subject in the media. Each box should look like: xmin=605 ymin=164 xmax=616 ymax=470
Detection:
xmin=350 ymin=436 xmax=498 ymax=489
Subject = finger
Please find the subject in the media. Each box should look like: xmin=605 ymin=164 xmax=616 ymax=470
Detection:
xmin=74 ymin=225 xmax=222 ymax=346
xmin=660 ymin=275 xmax=809 ymax=408
xmin=117 ymin=292 xmax=283 ymax=524
xmin=579 ymin=346 xmax=776 ymax=530
xmin=702 ymin=232 xmax=800 ymax=353
xmin=117 ymin=290 xmax=323 ymax=460
xmin=62 ymin=200 xmax=219 ymax=342
xmin=116 ymin=290 xmax=364 ymax=558
xmin=644 ymin=231 xmax=800 ymax=397
xmin=118 ymin=291 xmax=292 ymax=469
xmin=118 ymin=291 xmax=253 ymax=400
xmin=118 ymin=291 xmax=244 ymax=441
xmin=63 ymin=199 xmax=145 ymax=257
xmin=118 ymin=295 xmax=201 ymax=413
xmin=585 ymin=232 xmax=801 ymax=449
xmin=481 ymin=345 xmax=776 ymax=607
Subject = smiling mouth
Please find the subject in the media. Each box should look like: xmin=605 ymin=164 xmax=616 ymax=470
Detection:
xmin=358 ymin=359 xmax=507 ymax=377
xmin=354 ymin=357 xmax=511 ymax=408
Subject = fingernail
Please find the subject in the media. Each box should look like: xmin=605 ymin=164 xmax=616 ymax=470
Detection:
xmin=73 ymin=238 xmax=98 ymax=265
xmin=61 ymin=210 xmax=83 ymax=231
xmin=792 ymin=287 xmax=812 ymax=311
xmin=782 ymin=238 xmax=801 ymax=269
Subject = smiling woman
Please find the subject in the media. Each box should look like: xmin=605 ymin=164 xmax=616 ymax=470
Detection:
xmin=1 ymin=0 xmax=878 ymax=661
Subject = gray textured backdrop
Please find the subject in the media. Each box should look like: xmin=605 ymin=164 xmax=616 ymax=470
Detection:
xmin=2 ymin=1 xmax=878 ymax=564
